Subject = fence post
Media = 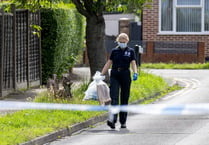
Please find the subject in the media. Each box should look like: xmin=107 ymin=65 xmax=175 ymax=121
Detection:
xmin=11 ymin=4 xmax=16 ymax=90
xmin=38 ymin=9 xmax=42 ymax=85
xmin=134 ymin=45 xmax=139 ymax=66
xmin=0 ymin=8 xmax=4 ymax=97
xmin=26 ymin=10 xmax=30 ymax=88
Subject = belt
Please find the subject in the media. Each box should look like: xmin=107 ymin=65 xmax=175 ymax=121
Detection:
xmin=113 ymin=67 xmax=129 ymax=71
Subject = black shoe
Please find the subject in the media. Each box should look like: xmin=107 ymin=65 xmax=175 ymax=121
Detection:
xmin=121 ymin=124 xmax=126 ymax=128
xmin=107 ymin=120 xmax=115 ymax=129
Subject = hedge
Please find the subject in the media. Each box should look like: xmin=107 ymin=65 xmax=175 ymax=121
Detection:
xmin=41 ymin=8 xmax=85 ymax=84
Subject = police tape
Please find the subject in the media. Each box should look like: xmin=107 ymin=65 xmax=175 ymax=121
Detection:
xmin=1 ymin=101 xmax=209 ymax=115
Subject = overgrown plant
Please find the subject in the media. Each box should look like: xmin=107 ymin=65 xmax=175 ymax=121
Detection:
xmin=56 ymin=53 xmax=77 ymax=77
xmin=30 ymin=24 xmax=42 ymax=37
xmin=11 ymin=0 xmax=59 ymax=10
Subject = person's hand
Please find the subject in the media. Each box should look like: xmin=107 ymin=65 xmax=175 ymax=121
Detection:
xmin=100 ymin=74 xmax=105 ymax=80
xmin=133 ymin=73 xmax=138 ymax=81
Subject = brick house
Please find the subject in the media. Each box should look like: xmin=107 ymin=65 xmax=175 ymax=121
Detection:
xmin=142 ymin=0 xmax=209 ymax=63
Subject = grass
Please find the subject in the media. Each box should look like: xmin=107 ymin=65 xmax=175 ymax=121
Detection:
xmin=0 ymin=110 xmax=101 ymax=144
xmin=141 ymin=62 xmax=209 ymax=69
xmin=129 ymin=71 xmax=181 ymax=103
xmin=0 ymin=70 xmax=174 ymax=145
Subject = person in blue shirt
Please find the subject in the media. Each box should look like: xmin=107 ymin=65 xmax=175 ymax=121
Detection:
xmin=101 ymin=33 xmax=138 ymax=129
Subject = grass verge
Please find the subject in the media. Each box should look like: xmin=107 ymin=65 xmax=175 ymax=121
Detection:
xmin=141 ymin=62 xmax=209 ymax=69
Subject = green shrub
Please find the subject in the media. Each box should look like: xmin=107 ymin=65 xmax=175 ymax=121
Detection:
xmin=41 ymin=8 xmax=85 ymax=83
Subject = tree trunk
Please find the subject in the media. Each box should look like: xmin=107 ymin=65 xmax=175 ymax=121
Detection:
xmin=86 ymin=15 xmax=106 ymax=79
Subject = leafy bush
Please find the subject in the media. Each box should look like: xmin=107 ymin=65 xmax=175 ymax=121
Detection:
xmin=41 ymin=8 xmax=85 ymax=83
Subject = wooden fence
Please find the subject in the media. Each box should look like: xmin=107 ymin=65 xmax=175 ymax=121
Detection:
xmin=0 ymin=5 xmax=41 ymax=97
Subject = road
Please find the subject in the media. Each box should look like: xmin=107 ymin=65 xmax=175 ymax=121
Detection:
xmin=46 ymin=69 xmax=209 ymax=145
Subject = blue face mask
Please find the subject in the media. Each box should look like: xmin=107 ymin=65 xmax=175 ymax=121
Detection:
xmin=118 ymin=42 xmax=127 ymax=49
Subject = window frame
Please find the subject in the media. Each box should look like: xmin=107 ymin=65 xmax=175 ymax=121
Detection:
xmin=159 ymin=0 xmax=209 ymax=35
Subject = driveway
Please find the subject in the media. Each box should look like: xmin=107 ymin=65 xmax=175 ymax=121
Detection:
xmin=47 ymin=69 xmax=209 ymax=145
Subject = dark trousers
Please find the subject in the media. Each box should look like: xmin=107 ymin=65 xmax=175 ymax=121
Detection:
xmin=110 ymin=69 xmax=131 ymax=124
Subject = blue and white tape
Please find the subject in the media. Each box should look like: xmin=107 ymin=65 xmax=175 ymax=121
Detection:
xmin=0 ymin=101 xmax=108 ymax=112
xmin=1 ymin=101 xmax=209 ymax=115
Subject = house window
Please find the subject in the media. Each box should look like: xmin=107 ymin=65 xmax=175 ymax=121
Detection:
xmin=177 ymin=0 xmax=200 ymax=5
xmin=161 ymin=0 xmax=173 ymax=31
xmin=160 ymin=0 xmax=209 ymax=34
xmin=205 ymin=0 xmax=209 ymax=30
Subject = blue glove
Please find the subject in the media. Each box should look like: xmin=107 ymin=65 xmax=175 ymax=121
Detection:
xmin=133 ymin=73 xmax=138 ymax=81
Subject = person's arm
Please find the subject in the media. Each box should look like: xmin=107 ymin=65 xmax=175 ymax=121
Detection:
xmin=101 ymin=59 xmax=112 ymax=75
xmin=131 ymin=60 xmax=138 ymax=74
xmin=131 ymin=60 xmax=139 ymax=81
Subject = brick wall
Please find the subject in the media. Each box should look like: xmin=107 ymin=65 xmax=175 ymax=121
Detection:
xmin=142 ymin=0 xmax=209 ymax=60
xmin=141 ymin=41 xmax=205 ymax=63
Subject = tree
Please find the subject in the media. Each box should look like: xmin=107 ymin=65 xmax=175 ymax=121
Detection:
xmin=12 ymin=0 xmax=152 ymax=78
xmin=71 ymin=0 xmax=152 ymax=78
xmin=11 ymin=0 xmax=60 ymax=10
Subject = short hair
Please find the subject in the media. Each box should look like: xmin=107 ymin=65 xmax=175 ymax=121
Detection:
xmin=116 ymin=33 xmax=129 ymax=42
